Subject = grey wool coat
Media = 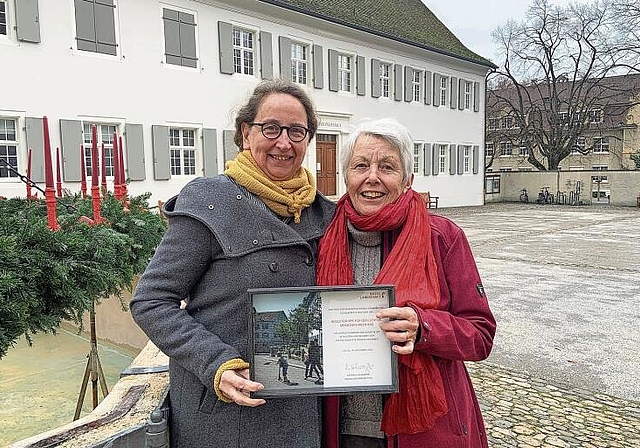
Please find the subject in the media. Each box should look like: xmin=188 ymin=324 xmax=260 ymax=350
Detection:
xmin=131 ymin=175 xmax=335 ymax=448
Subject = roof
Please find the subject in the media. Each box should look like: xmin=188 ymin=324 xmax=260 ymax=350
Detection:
xmin=259 ymin=0 xmax=496 ymax=69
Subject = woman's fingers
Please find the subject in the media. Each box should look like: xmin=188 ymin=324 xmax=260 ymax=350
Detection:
xmin=377 ymin=307 xmax=419 ymax=354
xmin=219 ymin=368 xmax=266 ymax=407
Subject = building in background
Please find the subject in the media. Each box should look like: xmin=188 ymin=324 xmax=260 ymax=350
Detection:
xmin=1 ymin=0 xmax=494 ymax=206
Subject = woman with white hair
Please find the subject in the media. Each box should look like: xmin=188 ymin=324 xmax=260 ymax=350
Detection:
xmin=317 ymin=118 xmax=496 ymax=448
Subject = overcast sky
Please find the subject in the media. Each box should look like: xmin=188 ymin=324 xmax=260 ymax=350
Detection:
xmin=421 ymin=0 xmax=574 ymax=63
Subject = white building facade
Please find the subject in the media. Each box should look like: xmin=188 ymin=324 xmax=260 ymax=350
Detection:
xmin=1 ymin=0 xmax=494 ymax=206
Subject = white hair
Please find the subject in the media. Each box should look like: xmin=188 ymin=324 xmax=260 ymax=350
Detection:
xmin=340 ymin=118 xmax=414 ymax=184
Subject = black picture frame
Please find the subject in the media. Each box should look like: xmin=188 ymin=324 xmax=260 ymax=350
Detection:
xmin=248 ymin=285 xmax=398 ymax=398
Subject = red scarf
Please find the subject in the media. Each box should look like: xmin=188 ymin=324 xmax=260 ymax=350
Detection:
xmin=316 ymin=190 xmax=448 ymax=442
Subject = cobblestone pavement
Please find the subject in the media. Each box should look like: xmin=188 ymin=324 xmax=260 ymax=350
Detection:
xmin=434 ymin=203 xmax=640 ymax=447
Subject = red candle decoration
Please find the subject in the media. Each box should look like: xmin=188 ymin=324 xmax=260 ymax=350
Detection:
xmin=101 ymin=142 xmax=107 ymax=193
xmin=56 ymin=147 xmax=63 ymax=197
xmin=119 ymin=135 xmax=127 ymax=198
xmin=42 ymin=116 xmax=59 ymax=230
xmin=90 ymin=125 xmax=104 ymax=224
xmin=26 ymin=147 xmax=33 ymax=200
xmin=80 ymin=144 xmax=87 ymax=199
xmin=112 ymin=133 xmax=121 ymax=198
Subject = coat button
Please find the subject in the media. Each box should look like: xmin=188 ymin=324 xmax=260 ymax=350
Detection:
xmin=305 ymin=256 xmax=314 ymax=266
xmin=252 ymin=239 xmax=259 ymax=245
xmin=269 ymin=262 xmax=279 ymax=272
xmin=236 ymin=194 xmax=242 ymax=200
xmin=207 ymin=204 xmax=214 ymax=210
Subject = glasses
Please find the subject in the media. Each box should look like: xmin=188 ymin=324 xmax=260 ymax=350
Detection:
xmin=249 ymin=122 xmax=310 ymax=143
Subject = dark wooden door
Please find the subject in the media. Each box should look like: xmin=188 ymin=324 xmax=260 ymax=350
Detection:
xmin=316 ymin=134 xmax=337 ymax=196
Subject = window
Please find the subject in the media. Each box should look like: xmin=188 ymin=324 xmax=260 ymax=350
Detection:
xmin=589 ymin=109 xmax=602 ymax=123
xmin=485 ymin=143 xmax=494 ymax=157
xmin=0 ymin=1 xmax=7 ymax=36
xmin=83 ymin=123 xmax=116 ymax=177
xmin=501 ymin=116 xmax=514 ymax=129
xmin=572 ymin=136 xmax=586 ymax=154
xmin=337 ymin=54 xmax=352 ymax=92
xmin=0 ymin=118 xmax=18 ymax=178
xmin=463 ymin=145 xmax=471 ymax=173
xmin=233 ymin=28 xmax=254 ymax=75
xmin=518 ymin=167 xmax=533 ymax=172
xmin=412 ymin=70 xmax=421 ymax=102
xmin=488 ymin=118 xmax=498 ymax=131
xmin=464 ymin=81 xmax=472 ymax=109
xmin=74 ymin=0 xmax=117 ymax=55
xmin=291 ymin=42 xmax=307 ymax=84
xmin=439 ymin=76 xmax=448 ymax=106
xmin=557 ymin=111 xmax=569 ymax=125
xmin=485 ymin=175 xmax=500 ymax=194
xmin=379 ymin=63 xmax=391 ymax=98
xmin=438 ymin=144 xmax=447 ymax=173
xmin=499 ymin=167 xmax=513 ymax=172
xmin=593 ymin=137 xmax=609 ymax=153
xmin=519 ymin=145 xmax=529 ymax=156
xmin=592 ymin=164 xmax=608 ymax=184
xmin=163 ymin=8 xmax=197 ymax=68
xmin=169 ymin=128 xmax=196 ymax=176
xmin=500 ymin=141 xmax=513 ymax=156
xmin=412 ymin=142 xmax=423 ymax=174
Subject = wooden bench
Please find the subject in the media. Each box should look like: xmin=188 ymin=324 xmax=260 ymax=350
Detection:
xmin=418 ymin=192 xmax=439 ymax=209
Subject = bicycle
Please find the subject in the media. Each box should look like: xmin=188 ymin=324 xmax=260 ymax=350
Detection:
xmin=536 ymin=186 xmax=554 ymax=204
xmin=519 ymin=188 xmax=529 ymax=203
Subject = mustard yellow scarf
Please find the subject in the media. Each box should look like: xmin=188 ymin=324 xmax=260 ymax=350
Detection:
xmin=224 ymin=150 xmax=316 ymax=223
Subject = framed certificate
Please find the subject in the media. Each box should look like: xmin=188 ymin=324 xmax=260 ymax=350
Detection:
xmin=247 ymin=285 xmax=398 ymax=398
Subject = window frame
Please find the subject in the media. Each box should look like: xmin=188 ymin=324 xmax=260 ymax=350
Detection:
xmin=593 ymin=136 xmax=609 ymax=153
xmin=589 ymin=109 xmax=603 ymax=123
xmin=169 ymin=127 xmax=198 ymax=177
xmin=0 ymin=0 xmax=8 ymax=38
xmin=232 ymin=26 xmax=255 ymax=76
xmin=74 ymin=0 xmax=119 ymax=57
xmin=464 ymin=81 xmax=472 ymax=110
xmin=290 ymin=41 xmax=308 ymax=85
xmin=485 ymin=143 xmax=494 ymax=157
xmin=412 ymin=142 xmax=424 ymax=175
xmin=337 ymin=53 xmax=352 ymax=93
xmin=379 ymin=62 xmax=391 ymax=99
xmin=591 ymin=164 xmax=608 ymax=184
xmin=463 ymin=145 xmax=471 ymax=173
xmin=161 ymin=5 xmax=198 ymax=69
xmin=501 ymin=116 xmax=514 ymax=129
xmin=499 ymin=141 xmax=513 ymax=156
xmin=82 ymin=122 xmax=118 ymax=178
xmin=572 ymin=136 xmax=586 ymax=154
xmin=488 ymin=118 xmax=498 ymax=131
xmin=411 ymin=69 xmax=422 ymax=103
xmin=485 ymin=174 xmax=500 ymax=194
xmin=0 ymin=117 xmax=19 ymax=180
xmin=438 ymin=144 xmax=448 ymax=174
xmin=439 ymin=75 xmax=449 ymax=106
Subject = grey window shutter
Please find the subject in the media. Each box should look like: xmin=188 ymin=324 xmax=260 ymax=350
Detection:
xmin=223 ymin=130 xmax=237 ymax=164
xmin=202 ymin=128 xmax=218 ymax=176
xmin=423 ymin=143 xmax=431 ymax=176
xmin=152 ymin=125 xmax=171 ymax=180
xmin=356 ymin=56 xmax=366 ymax=96
xmin=450 ymin=76 xmax=458 ymax=109
xmin=371 ymin=59 xmax=381 ymax=98
xmin=279 ymin=36 xmax=292 ymax=81
xmin=124 ymin=123 xmax=145 ymax=181
xmin=218 ymin=21 xmax=233 ymax=74
xmin=313 ymin=44 xmax=323 ymax=89
xmin=473 ymin=81 xmax=480 ymax=112
xmin=449 ymin=144 xmax=457 ymax=175
xmin=59 ymin=120 xmax=83 ymax=182
xmin=394 ymin=64 xmax=402 ymax=101
xmin=432 ymin=73 xmax=440 ymax=107
xmin=473 ymin=144 xmax=480 ymax=174
xmin=75 ymin=0 xmax=97 ymax=52
xmin=260 ymin=31 xmax=273 ymax=79
xmin=25 ymin=117 xmax=45 ymax=183
xmin=458 ymin=79 xmax=465 ymax=110
xmin=432 ymin=144 xmax=439 ymax=176
xmin=457 ymin=144 xmax=464 ymax=174
xmin=15 ymin=0 xmax=41 ymax=43
xmin=424 ymin=71 xmax=431 ymax=105
xmin=94 ymin=0 xmax=116 ymax=55
xmin=163 ymin=9 xmax=181 ymax=66
xmin=328 ymin=49 xmax=338 ymax=92
xmin=178 ymin=12 xmax=197 ymax=68
xmin=404 ymin=66 xmax=412 ymax=102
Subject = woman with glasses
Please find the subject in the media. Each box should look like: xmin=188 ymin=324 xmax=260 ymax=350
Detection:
xmin=131 ymin=78 xmax=335 ymax=448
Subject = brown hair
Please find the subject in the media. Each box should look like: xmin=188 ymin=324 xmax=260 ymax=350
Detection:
xmin=234 ymin=78 xmax=318 ymax=148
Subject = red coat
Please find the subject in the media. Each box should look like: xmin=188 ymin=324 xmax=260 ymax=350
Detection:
xmin=324 ymin=214 xmax=496 ymax=448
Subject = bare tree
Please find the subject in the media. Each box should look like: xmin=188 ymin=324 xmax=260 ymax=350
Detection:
xmin=488 ymin=0 xmax=640 ymax=170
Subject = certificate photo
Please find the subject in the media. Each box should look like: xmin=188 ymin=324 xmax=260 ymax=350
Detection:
xmin=248 ymin=285 xmax=398 ymax=398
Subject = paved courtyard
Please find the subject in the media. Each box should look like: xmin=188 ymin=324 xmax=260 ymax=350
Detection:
xmin=435 ymin=203 xmax=640 ymax=447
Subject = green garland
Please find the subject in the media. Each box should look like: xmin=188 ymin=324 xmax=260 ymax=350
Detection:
xmin=0 ymin=193 xmax=167 ymax=358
